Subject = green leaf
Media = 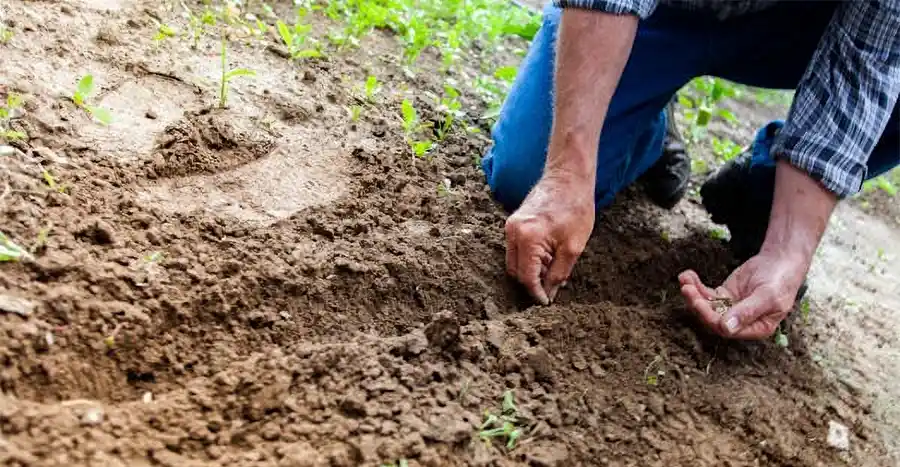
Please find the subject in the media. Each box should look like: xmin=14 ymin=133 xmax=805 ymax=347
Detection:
xmin=7 ymin=93 xmax=23 ymax=109
xmin=401 ymin=99 xmax=417 ymax=129
xmin=2 ymin=130 xmax=26 ymax=141
xmin=695 ymin=106 xmax=711 ymax=127
xmin=501 ymin=390 xmax=517 ymax=415
xmin=876 ymin=176 xmax=898 ymax=196
xmin=774 ymin=330 xmax=789 ymax=348
xmin=494 ymin=66 xmax=517 ymax=82
xmin=42 ymin=169 xmax=57 ymax=190
xmin=412 ymin=140 xmax=432 ymax=157
xmin=677 ymin=94 xmax=693 ymax=109
xmin=77 ymin=75 xmax=95 ymax=99
xmin=646 ymin=374 xmax=658 ymax=386
xmin=224 ymin=68 xmax=256 ymax=80
xmin=292 ymin=49 xmax=322 ymax=59
xmin=365 ymin=75 xmax=379 ymax=98
xmin=0 ymin=232 xmax=30 ymax=262
xmin=276 ymin=20 xmax=293 ymax=48
xmin=716 ymin=108 xmax=738 ymax=123
xmin=88 ymin=106 xmax=113 ymax=125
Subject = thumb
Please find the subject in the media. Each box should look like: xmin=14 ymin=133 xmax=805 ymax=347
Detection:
xmin=720 ymin=289 xmax=774 ymax=338
xmin=544 ymin=245 xmax=579 ymax=302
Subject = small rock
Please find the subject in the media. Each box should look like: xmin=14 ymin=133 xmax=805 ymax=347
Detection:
xmin=523 ymin=346 xmax=554 ymax=382
xmin=571 ymin=355 xmax=587 ymax=371
xmin=142 ymin=392 xmax=153 ymax=404
xmin=145 ymin=109 xmax=158 ymax=120
xmin=81 ymin=407 xmax=104 ymax=425
xmin=589 ymin=363 xmax=606 ymax=378
xmin=482 ymin=298 xmax=500 ymax=320
xmin=485 ymin=321 xmax=505 ymax=350
xmin=0 ymin=145 xmax=15 ymax=157
xmin=827 ymin=420 xmax=850 ymax=450
xmin=424 ymin=311 xmax=460 ymax=350
xmin=0 ymin=295 xmax=35 ymax=317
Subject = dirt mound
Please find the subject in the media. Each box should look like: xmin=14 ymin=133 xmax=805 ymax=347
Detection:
xmin=148 ymin=108 xmax=276 ymax=178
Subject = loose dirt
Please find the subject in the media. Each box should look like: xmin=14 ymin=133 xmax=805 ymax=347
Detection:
xmin=0 ymin=1 xmax=897 ymax=466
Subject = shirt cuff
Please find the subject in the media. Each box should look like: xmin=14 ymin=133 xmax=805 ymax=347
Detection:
xmin=553 ymin=0 xmax=658 ymax=18
xmin=772 ymin=133 xmax=867 ymax=199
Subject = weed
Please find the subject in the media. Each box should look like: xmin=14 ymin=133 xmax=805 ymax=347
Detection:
xmin=0 ymin=231 xmax=32 ymax=262
xmin=218 ymin=40 xmax=256 ymax=109
xmin=276 ymin=19 xmax=323 ymax=59
xmin=72 ymin=75 xmax=113 ymax=125
xmin=479 ymin=390 xmax=524 ymax=450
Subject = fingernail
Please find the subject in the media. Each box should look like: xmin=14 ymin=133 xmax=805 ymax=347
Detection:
xmin=724 ymin=316 xmax=739 ymax=334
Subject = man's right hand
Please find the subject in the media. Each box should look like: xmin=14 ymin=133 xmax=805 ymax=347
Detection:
xmin=505 ymin=172 xmax=595 ymax=305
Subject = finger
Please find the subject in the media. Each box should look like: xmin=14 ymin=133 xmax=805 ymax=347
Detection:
xmin=505 ymin=221 xmax=519 ymax=278
xmin=721 ymin=291 xmax=776 ymax=339
xmin=544 ymin=243 xmax=580 ymax=302
xmin=680 ymin=283 xmax=724 ymax=333
xmin=518 ymin=245 xmax=550 ymax=306
xmin=678 ymin=270 xmax=721 ymax=300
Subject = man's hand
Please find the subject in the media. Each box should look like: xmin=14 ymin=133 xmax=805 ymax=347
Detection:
xmin=678 ymin=250 xmax=807 ymax=338
xmin=681 ymin=160 xmax=837 ymax=338
xmin=506 ymin=172 xmax=594 ymax=305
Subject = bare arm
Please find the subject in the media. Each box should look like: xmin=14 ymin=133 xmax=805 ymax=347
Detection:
xmin=505 ymin=9 xmax=639 ymax=304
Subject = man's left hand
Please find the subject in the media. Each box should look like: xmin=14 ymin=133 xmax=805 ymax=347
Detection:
xmin=678 ymin=249 xmax=808 ymax=339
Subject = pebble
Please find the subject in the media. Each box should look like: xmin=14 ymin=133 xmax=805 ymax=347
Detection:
xmin=80 ymin=407 xmax=104 ymax=425
xmin=0 ymin=295 xmax=35 ymax=317
xmin=827 ymin=420 xmax=850 ymax=450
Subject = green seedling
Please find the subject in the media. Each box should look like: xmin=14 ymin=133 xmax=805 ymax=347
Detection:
xmin=494 ymin=66 xmax=517 ymax=83
xmin=799 ymin=297 xmax=811 ymax=324
xmin=479 ymin=390 xmax=524 ymax=450
xmin=184 ymin=5 xmax=216 ymax=48
xmin=774 ymin=326 xmax=789 ymax=348
xmin=153 ymin=23 xmax=177 ymax=42
xmin=644 ymin=355 xmax=665 ymax=386
xmin=276 ymin=20 xmax=322 ymax=60
xmin=364 ymin=75 xmax=381 ymax=102
xmin=41 ymin=169 xmax=66 ymax=193
xmin=218 ymin=40 xmax=256 ymax=109
xmin=0 ymin=26 xmax=13 ymax=43
xmin=72 ymin=75 xmax=113 ymax=125
xmin=0 ymin=93 xmax=26 ymax=142
xmin=709 ymin=227 xmax=728 ymax=241
xmin=677 ymin=77 xmax=740 ymax=142
xmin=349 ymin=105 xmax=362 ymax=122
xmin=711 ymin=137 xmax=743 ymax=162
xmin=0 ymin=231 xmax=32 ymax=262
xmin=435 ymin=84 xmax=464 ymax=142
xmin=400 ymin=99 xmax=433 ymax=159
xmin=380 ymin=460 xmax=408 ymax=467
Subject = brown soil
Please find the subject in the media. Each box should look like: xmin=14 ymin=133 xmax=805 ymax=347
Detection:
xmin=0 ymin=0 xmax=893 ymax=466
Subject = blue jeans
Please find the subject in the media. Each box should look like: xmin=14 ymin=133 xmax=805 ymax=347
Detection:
xmin=481 ymin=2 xmax=900 ymax=212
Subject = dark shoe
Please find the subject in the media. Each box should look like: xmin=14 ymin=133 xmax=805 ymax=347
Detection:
xmin=642 ymin=102 xmax=691 ymax=210
xmin=700 ymin=135 xmax=809 ymax=303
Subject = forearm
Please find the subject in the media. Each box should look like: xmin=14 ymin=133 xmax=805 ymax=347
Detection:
xmin=546 ymin=9 xmax=638 ymax=184
xmin=761 ymin=161 xmax=837 ymax=268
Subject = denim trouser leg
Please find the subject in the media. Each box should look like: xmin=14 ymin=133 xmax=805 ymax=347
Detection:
xmin=481 ymin=4 xmax=704 ymax=212
xmin=482 ymin=2 xmax=899 ymax=213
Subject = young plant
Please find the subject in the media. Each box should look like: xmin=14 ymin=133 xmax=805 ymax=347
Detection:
xmin=711 ymin=137 xmax=743 ymax=162
xmin=41 ymin=169 xmax=67 ymax=193
xmin=435 ymin=84 xmax=464 ymax=142
xmin=401 ymin=99 xmax=432 ymax=158
xmin=185 ymin=6 xmax=216 ymax=48
xmin=0 ymin=93 xmax=26 ymax=142
xmin=72 ymin=75 xmax=113 ymax=125
xmin=276 ymin=20 xmax=322 ymax=60
xmin=478 ymin=390 xmax=524 ymax=450
xmin=0 ymin=25 xmax=13 ymax=43
xmin=153 ymin=23 xmax=177 ymax=42
xmin=218 ymin=40 xmax=256 ymax=109
xmin=349 ymin=104 xmax=362 ymax=122
xmin=0 ymin=231 xmax=32 ymax=262
xmin=364 ymin=75 xmax=381 ymax=103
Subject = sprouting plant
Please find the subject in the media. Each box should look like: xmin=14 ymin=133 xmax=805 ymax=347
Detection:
xmin=400 ymin=99 xmax=432 ymax=159
xmin=364 ymin=75 xmax=381 ymax=103
xmin=72 ymin=75 xmax=113 ymax=125
xmin=153 ymin=23 xmax=177 ymax=42
xmin=346 ymin=105 xmax=362 ymax=123
xmin=41 ymin=169 xmax=66 ymax=193
xmin=711 ymin=137 xmax=743 ymax=162
xmin=494 ymin=66 xmax=517 ymax=83
xmin=677 ymin=77 xmax=740 ymax=142
xmin=218 ymin=40 xmax=256 ymax=109
xmin=0 ymin=231 xmax=33 ymax=262
xmin=380 ymin=460 xmax=409 ymax=467
xmin=276 ymin=20 xmax=322 ymax=60
xmin=709 ymin=227 xmax=728 ymax=241
xmin=479 ymin=390 xmax=524 ymax=450
xmin=799 ymin=297 xmax=811 ymax=324
xmin=0 ymin=93 xmax=26 ymax=142
xmin=435 ymin=84 xmax=464 ymax=142
xmin=0 ymin=25 xmax=13 ymax=43
xmin=644 ymin=355 xmax=665 ymax=386
xmin=184 ymin=5 xmax=216 ymax=48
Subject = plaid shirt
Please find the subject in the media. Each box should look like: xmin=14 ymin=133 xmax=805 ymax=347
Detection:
xmin=554 ymin=0 xmax=900 ymax=198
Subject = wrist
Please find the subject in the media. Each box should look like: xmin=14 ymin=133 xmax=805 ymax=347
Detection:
xmin=544 ymin=138 xmax=596 ymax=188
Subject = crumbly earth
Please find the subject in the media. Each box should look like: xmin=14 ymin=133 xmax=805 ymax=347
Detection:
xmin=0 ymin=1 xmax=897 ymax=466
